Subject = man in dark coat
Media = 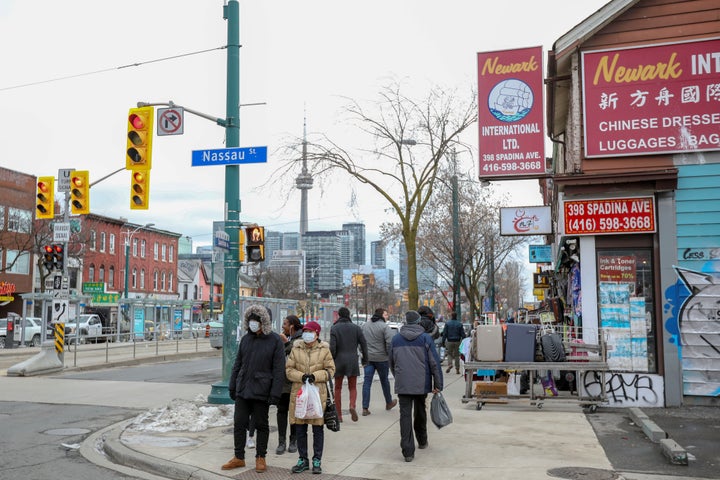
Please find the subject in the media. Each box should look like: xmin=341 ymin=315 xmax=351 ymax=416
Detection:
xmin=389 ymin=310 xmax=443 ymax=463
xmin=329 ymin=307 xmax=368 ymax=422
xmin=223 ymin=305 xmax=286 ymax=473
xmin=276 ymin=314 xmax=303 ymax=454
xmin=441 ymin=312 xmax=467 ymax=374
xmin=418 ymin=305 xmax=440 ymax=340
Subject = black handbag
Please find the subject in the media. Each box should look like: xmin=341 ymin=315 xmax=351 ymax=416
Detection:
xmin=324 ymin=375 xmax=340 ymax=432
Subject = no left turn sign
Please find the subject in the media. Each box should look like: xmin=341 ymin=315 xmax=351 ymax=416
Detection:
xmin=157 ymin=107 xmax=184 ymax=136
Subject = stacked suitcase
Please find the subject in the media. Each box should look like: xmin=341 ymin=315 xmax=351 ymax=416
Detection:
xmin=504 ymin=323 xmax=537 ymax=362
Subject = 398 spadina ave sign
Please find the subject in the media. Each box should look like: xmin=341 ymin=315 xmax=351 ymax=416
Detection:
xmin=563 ymin=196 xmax=656 ymax=236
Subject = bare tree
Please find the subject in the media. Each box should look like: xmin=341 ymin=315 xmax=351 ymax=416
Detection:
xmin=409 ymin=168 xmax=528 ymax=320
xmin=276 ymin=81 xmax=477 ymax=309
xmin=266 ymin=266 xmax=305 ymax=299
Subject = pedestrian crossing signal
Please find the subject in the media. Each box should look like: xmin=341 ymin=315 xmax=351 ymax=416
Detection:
xmin=244 ymin=226 xmax=265 ymax=263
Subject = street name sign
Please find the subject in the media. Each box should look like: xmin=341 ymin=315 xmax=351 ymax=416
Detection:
xmin=191 ymin=146 xmax=267 ymax=166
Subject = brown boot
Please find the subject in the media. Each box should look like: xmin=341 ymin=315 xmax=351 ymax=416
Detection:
xmin=255 ymin=456 xmax=267 ymax=473
xmin=222 ymin=457 xmax=245 ymax=470
xmin=386 ymin=399 xmax=398 ymax=410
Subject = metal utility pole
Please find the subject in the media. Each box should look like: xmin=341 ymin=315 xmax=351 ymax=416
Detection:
xmin=208 ymin=0 xmax=241 ymax=404
xmin=450 ymin=150 xmax=461 ymax=323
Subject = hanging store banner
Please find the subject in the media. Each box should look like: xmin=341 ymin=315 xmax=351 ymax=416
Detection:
xmin=500 ymin=206 xmax=552 ymax=236
xmin=563 ymin=196 xmax=656 ymax=236
xmin=582 ymin=38 xmax=720 ymax=158
xmin=477 ymin=46 xmax=545 ymax=179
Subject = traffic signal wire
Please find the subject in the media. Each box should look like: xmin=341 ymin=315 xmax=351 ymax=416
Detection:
xmin=0 ymin=46 xmax=228 ymax=92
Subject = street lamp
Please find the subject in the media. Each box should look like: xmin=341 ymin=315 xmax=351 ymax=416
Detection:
xmin=124 ymin=223 xmax=155 ymax=299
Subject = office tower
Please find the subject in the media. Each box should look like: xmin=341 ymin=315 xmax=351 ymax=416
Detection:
xmin=370 ymin=240 xmax=386 ymax=269
xmin=265 ymin=231 xmax=283 ymax=263
xmin=302 ymin=231 xmax=343 ymax=294
xmin=283 ymin=231 xmax=300 ymax=250
xmin=342 ymin=222 xmax=365 ymax=266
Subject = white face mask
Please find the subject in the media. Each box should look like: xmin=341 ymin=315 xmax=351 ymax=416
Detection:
xmin=248 ymin=320 xmax=261 ymax=333
xmin=302 ymin=331 xmax=316 ymax=343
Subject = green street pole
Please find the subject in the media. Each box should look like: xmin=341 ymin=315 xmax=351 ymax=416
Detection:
xmin=208 ymin=0 xmax=240 ymax=404
xmin=451 ymin=172 xmax=461 ymax=322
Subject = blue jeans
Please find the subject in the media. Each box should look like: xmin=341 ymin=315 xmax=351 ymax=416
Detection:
xmin=362 ymin=361 xmax=393 ymax=409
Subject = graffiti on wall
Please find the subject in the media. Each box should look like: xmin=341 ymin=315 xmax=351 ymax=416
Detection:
xmin=666 ymin=267 xmax=720 ymax=397
xmin=581 ymin=371 xmax=664 ymax=407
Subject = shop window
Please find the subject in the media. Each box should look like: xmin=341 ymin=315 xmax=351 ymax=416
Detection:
xmin=597 ymin=248 xmax=656 ymax=373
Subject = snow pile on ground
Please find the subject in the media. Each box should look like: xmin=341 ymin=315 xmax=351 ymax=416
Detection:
xmin=127 ymin=394 xmax=234 ymax=433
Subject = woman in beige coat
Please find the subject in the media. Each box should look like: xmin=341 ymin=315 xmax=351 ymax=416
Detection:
xmin=286 ymin=321 xmax=335 ymax=474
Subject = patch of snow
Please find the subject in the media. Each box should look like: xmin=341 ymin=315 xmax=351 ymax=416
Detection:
xmin=127 ymin=394 xmax=234 ymax=433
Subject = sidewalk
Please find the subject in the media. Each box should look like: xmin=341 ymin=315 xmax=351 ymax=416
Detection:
xmin=95 ymin=372 xmax=615 ymax=480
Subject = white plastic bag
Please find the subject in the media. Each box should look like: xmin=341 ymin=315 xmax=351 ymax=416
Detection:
xmin=295 ymin=379 xmax=323 ymax=419
xmin=506 ymin=371 xmax=521 ymax=396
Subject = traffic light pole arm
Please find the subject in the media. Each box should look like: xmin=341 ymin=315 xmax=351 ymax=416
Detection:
xmin=136 ymin=100 xmax=265 ymax=128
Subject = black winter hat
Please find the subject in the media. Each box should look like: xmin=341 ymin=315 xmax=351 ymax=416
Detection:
xmin=418 ymin=305 xmax=434 ymax=318
xmin=338 ymin=307 xmax=351 ymax=318
xmin=405 ymin=310 xmax=421 ymax=324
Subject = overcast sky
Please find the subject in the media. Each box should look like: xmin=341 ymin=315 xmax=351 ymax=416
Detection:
xmin=0 ymin=0 xmax=609 ymax=263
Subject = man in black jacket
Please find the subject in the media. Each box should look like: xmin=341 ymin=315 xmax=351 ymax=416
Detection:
xmin=223 ymin=305 xmax=286 ymax=473
xmin=441 ymin=312 xmax=467 ymax=374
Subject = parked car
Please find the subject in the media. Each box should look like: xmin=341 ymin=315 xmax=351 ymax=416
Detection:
xmin=191 ymin=320 xmax=223 ymax=338
xmin=0 ymin=317 xmax=53 ymax=348
xmin=65 ymin=314 xmax=104 ymax=344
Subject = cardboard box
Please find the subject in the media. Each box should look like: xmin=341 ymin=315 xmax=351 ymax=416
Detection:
xmin=474 ymin=381 xmax=507 ymax=397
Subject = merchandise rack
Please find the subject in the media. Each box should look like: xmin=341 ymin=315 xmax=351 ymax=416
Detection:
xmin=461 ymin=333 xmax=609 ymax=412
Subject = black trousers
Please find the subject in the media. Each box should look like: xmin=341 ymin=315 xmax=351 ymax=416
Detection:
xmin=276 ymin=392 xmax=295 ymax=442
xmin=234 ymin=397 xmax=270 ymax=458
xmin=294 ymin=423 xmax=324 ymax=460
xmin=398 ymin=394 xmax=428 ymax=457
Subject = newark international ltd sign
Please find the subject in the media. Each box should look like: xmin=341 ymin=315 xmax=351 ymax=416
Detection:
xmin=477 ymin=46 xmax=545 ymax=179
xmin=582 ymin=38 xmax=720 ymax=158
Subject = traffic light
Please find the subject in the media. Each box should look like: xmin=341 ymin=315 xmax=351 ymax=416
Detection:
xmin=130 ymin=169 xmax=150 ymax=210
xmin=42 ymin=245 xmax=54 ymax=273
xmin=238 ymin=228 xmax=246 ymax=263
xmin=126 ymin=106 xmax=154 ymax=170
xmin=244 ymin=226 xmax=265 ymax=262
xmin=51 ymin=244 xmax=64 ymax=271
xmin=36 ymin=176 xmax=55 ymax=220
xmin=70 ymin=170 xmax=90 ymax=215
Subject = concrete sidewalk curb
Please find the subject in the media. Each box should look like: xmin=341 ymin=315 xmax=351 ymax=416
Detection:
xmin=99 ymin=419 xmax=229 ymax=480
xmin=63 ymin=349 xmax=221 ymax=373
xmin=629 ymin=407 xmax=689 ymax=467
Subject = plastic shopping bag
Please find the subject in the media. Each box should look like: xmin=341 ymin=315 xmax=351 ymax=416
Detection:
xmin=430 ymin=392 xmax=453 ymax=429
xmin=506 ymin=371 xmax=521 ymax=396
xmin=295 ymin=379 xmax=323 ymax=419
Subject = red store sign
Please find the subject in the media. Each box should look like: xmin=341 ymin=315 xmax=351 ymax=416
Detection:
xmin=582 ymin=38 xmax=720 ymax=158
xmin=477 ymin=46 xmax=545 ymax=178
xmin=564 ymin=197 xmax=656 ymax=235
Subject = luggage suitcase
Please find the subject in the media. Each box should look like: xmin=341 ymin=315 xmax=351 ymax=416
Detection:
xmin=540 ymin=332 xmax=566 ymax=362
xmin=504 ymin=323 xmax=537 ymax=362
xmin=472 ymin=325 xmax=504 ymax=361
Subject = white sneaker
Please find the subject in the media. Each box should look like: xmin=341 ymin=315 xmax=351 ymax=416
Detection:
xmin=246 ymin=436 xmax=255 ymax=449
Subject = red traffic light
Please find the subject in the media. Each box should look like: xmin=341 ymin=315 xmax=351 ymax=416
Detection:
xmin=37 ymin=181 xmax=50 ymax=193
xmin=53 ymin=244 xmax=63 ymax=254
xmin=44 ymin=245 xmax=53 ymax=254
xmin=128 ymin=113 xmax=146 ymax=130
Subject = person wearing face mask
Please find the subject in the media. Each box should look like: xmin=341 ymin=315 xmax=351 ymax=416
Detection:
xmin=223 ymin=305 xmax=286 ymax=473
xmin=275 ymin=314 xmax=304 ymax=455
xmin=286 ymin=321 xmax=335 ymax=474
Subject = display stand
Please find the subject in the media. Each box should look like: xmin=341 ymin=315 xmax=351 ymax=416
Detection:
xmin=461 ymin=334 xmax=609 ymax=412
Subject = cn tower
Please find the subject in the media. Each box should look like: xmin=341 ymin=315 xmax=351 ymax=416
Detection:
xmin=295 ymin=116 xmax=313 ymax=242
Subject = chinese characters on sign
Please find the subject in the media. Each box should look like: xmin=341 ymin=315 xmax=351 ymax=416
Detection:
xmin=563 ymin=197 xmax=656 ymax=235
xmin=582 ymin=38 xmax=720 ymax=157
xmin=477 ymin=46 xmax=545 ymax=178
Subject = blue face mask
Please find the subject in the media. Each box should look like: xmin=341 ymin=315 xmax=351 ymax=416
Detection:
xmin=302 ymin=332 xmax=316 ymax=343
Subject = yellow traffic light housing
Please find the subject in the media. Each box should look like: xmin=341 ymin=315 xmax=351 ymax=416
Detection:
xmin=238 ymin=228 xmax=246 ymax=263
xmin=130 ymin=169 xmax=150 ymax=210
xmin=126 ymin=106 xmax=154 ymax=170
xmin=70 ymin=170 xmax=90 ymax=215
xmin=36 ymin=176 xmax=55 ymax=220
xmin=244 ymin=226 xmax=265 ymax=263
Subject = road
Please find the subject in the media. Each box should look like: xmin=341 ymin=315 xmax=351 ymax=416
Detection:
xmin=0 ymin=356 xmax=221 ymax=480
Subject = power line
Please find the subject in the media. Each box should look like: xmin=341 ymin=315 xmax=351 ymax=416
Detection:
xmin=0 ymin=46 xmax=227 ymax=92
